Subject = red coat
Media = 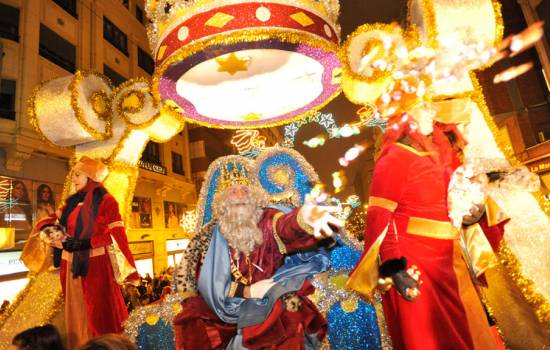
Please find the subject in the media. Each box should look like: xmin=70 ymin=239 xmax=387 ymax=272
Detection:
xmin=348 ymin=142 xmax=497 ymax=350
xmin=38 ymin=193 xmax=139 ymax=338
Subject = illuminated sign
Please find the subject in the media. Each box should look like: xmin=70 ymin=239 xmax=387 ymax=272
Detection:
xmin=166 ymin=238 xmax=190 ymax=253
xmin=129 ymin=241 xmax=154 ymax=258
xmin=0 ymin=251 xmax=28 ymax=276
xmin=138 ymin=160 xmax=167 ymax=175
xmin=527 ymin=156 xmax=550 ymax=174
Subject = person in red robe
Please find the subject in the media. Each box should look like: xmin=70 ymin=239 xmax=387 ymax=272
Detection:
xmin=173 ymin=160 xmax=343 ymax=350
xmin=348 ymin=114 xmax=498 ymax=350
xmin=37 ymin=156 xmax=140 ymax=349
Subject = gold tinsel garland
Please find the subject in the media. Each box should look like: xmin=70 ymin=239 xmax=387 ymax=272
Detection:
xmin=470 ymin=72 xmax=550 ymax=324
xmin=0 ymin=278 xmax=36 ymax=329
xmin=69 ymin=71 xmax=113 ymax=140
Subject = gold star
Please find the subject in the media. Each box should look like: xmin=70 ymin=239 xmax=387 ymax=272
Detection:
xmin=240 ymin=112 xmax=262 ymax=121
xmin=216 ymin=53 xmax=250 ymax=75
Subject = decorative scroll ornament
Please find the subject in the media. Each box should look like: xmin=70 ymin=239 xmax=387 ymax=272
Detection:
xmin=146 ymin=0 xmax=342 ymax=129
xmin=29 ymin=72 xmax=185 ymax=219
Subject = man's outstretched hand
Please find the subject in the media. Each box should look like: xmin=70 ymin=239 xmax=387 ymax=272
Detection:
xmin=299 ymin=194 xmax=345 ymax=239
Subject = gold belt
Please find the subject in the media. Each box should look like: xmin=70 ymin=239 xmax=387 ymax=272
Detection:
xmin=62 ymin=246 xmax=106 ymax=262
xmin=406 ymin=217 xmax=460 ymax=240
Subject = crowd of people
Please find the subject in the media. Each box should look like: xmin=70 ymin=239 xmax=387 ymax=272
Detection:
xmin=10 ymin=324 xmax=136 ymax=350
xmin=122 ymin=268 xmax=174 ymax=312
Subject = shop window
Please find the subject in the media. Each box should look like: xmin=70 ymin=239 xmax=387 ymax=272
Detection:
xmin=138 ymin=47 xmax=155 ymax=75
xmin=103 ymin=65 xmax=126 ymax=87
xmin=172 ymin=152 xmax=184 ymax=175
xmin=141 ymin=142 xmax=161 ymax=165
xmin=0 ymin=80 xmax=16 ymax=121
xmin=136 ymin=5 xmax=144 ymax=24
xmin=103 ymin=17 xmax=128 ymax=55
xmin=39 ymin=24 xmax=76 ymax=73
xmin=52 ymin=0 xmax=77 ymax=18
xmin=0 ymin=3 xmax=19 ymax=42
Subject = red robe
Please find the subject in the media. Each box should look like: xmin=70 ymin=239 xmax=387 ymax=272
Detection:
xmin=38 ymin=193 xmax=139 ymax=347
xmin=348 ymin=142 xmax=497 ymax=350
xmin=174 ymin=208 xmax=328 ymax=350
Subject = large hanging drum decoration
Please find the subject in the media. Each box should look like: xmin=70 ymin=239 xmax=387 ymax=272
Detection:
xmin=146 ymin=0 xmax=342 ymax=129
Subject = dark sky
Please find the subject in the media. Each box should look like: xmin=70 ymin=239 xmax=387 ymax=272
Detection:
xmin=278 ymin=0 xmax=406 ymax=200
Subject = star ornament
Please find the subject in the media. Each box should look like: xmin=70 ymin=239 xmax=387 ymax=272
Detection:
xmin=215 ymin=53 xmax=250 ymax=75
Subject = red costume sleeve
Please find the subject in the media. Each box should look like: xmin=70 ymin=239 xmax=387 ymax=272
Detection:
xmin=270 ymin=208 xmax=319 ymax=253
xmin=366 ymin=144 xmax=414 ymax=263
xmin=97 ymin=194 xmax=140 ymax=281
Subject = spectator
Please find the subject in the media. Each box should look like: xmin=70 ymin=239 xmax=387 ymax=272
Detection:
xmin=11 ymin=324 xmax=64 ymax=350
xmin=1 ymin=300 xmax=10 ymax=314
xmin=80 ymin=334 xmax=136 ymax=350
xmin=159 ymin=286 xmax=171 ymax=302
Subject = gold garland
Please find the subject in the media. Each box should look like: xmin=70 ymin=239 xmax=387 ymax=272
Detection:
xmin=44 ymin=293 xmax=64 ymax=324
xmin=339 ymin=23 xmax=397 ymax=84
xmin=151 ymin=28 xmax=341 ymax=129
xmin=418 ymin=0 xmax=438 ymax=48
xmin=492 ymin=0 xmax=504 ymax=48
xmin=104 ymin=160 xmax=141 ymax=224
xmin=89 ymin=90 xmax=112 ymax=121
xmin=498 ymin=243 xmax=550 ymax=324
xmin=470 ymin=72 xmax=550 ymax=324
xmin=479 ymin=288 xmax=510 ymax=347
xmin=111 ymin=77 xmax=162 ymax=130
xmin=0 ymin=278 xmax=36 ymax=329
xmin=70 ymin=71 xmax=113 ymax=140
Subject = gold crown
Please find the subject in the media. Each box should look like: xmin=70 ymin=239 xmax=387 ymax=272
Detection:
xmin=217 ymin=161 xmax=251 ymax=193
xmin=145 ymin=0 xmax=341 ymax=50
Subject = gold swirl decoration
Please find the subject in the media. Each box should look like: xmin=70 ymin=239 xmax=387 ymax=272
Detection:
xmin=28 ymin=72 xmax=185 ymax=219
xmin=405 ymin=0 xmax=550 ymax=346
xmin=339 ymin=23 xmax=419 ymax=105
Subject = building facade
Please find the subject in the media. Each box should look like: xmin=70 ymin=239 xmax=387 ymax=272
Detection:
xmin=477 ymin=0 xmax=550 ymax=193
xmin=0 ymin=0 xmax=195 ymax=301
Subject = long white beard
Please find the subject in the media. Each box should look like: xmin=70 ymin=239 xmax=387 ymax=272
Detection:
xmin=217 ymin=203 xmax=264 ymax=258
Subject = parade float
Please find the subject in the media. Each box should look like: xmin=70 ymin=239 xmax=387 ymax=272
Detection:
xmin=0 ymin=0 xmax=549 ymax=348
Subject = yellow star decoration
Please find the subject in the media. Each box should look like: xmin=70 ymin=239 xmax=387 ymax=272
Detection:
xmin=240 ymin=112 xmax=262 ymax=121
xmin=216 ymin=53 xmax=250 ymax=75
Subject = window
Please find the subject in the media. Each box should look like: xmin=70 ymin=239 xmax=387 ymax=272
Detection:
xmin=0 ymin=79 xmax=16 ymax=120
xmin=0 ymin=4 xmax=20 ymax=42
xmin=39 ymin=25 xmax=76 ymax=72
xmin=103 ymin=17 xmax=128 ymax=55
xmin=122 ymin=0 xmax=129 ymax=9
xmin=141 ymin=142 xmax=161 ymax=165
xmin=52 ymin=0 xmax=77 ymax=18
xmin=136 ymin=5 xmax=144 ymax=25
xmin=138 ymin=47 xmax=155 ymax=75
xmin=172 ymin=152 xmax=185 ymax=175
xmin=103 ymin=65 xmax=126 ymax=87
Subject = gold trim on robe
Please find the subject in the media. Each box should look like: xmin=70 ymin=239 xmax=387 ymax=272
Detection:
xmin=461 ymin=223 xmax=499 ymax=278
xmin=368 ymin=196 xmax=398 ymax=212
xmin=347 ymin=225 xmax=389 ymax=301
xmin=407 ymin=217 xmax=460 ymax=240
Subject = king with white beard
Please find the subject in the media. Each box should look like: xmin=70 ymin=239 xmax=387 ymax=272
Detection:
xmin=174 ymin=159 xmax=342 ymax=350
